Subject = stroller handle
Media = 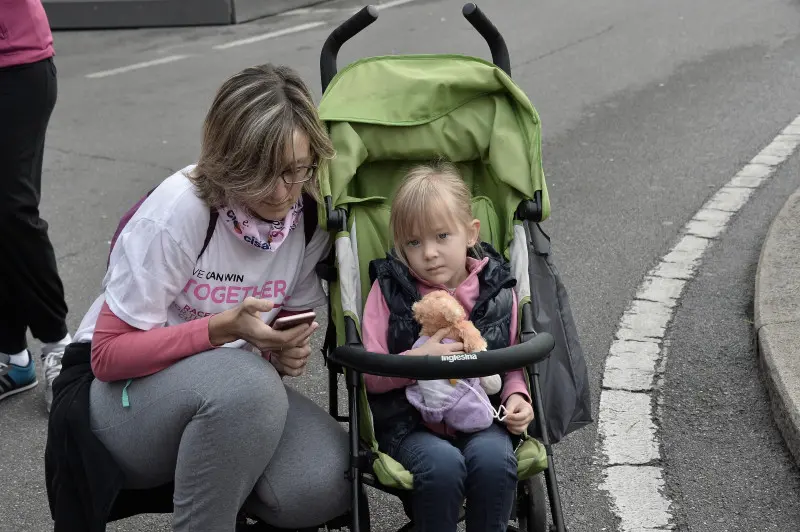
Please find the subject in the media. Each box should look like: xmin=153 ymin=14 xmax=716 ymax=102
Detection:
xmin=320 ymin=4 xmax=512 ymax=92
xmin=320 ymin=5 xmax=379 ymax=91
xmin=462 ymin=3 xmax=511 ymax=76
xmin=329 ymin=332 xmax=554 ymax=380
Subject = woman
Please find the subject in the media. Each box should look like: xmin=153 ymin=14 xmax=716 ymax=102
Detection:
xmin=48 ymin=64 xmax=350 ymax=531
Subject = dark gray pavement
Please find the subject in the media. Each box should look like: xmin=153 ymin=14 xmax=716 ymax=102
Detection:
xmin=3 ymin=0 xmax=800 ymax=530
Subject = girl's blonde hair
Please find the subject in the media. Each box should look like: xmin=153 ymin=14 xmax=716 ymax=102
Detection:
xmin=390 ymin=159 xmax=481 ymax=260
xmin=189 ymin=64 xmax=335 ymax=208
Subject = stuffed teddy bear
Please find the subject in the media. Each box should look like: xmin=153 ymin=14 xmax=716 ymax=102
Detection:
xmin=411 ymin=290 xmax=501 ymax=393
xmin=403 ymin=290 xmax=505 ymax=433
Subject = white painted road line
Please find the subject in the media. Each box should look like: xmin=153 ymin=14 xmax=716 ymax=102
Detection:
xmin=374 ymin=0 xmax=421 ymax=10
xmin=87 ymin=0 xmax=421 ymax=79
xmin=214 ymin=0 xmax=420 ymax=50
xmin=282 ymin=0 xmax=421 ymax=16
xmin=85 ymin=55 xmax=190 ymax=79
xmin=212 ymin=21 xmax=326 ymax=50
xmin=597 ymin=113 xmax=800 ymax=531
xmin=281 ymin=8 xmax=340 ymax=15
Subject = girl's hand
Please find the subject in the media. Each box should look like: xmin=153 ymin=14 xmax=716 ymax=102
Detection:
xmin=503 ymin=393 xmax=534 ymax=435
xmin=209 ymin=297 xmax=315 ymax=352
xmin=405 ymin=328 xmax=464 ymax=357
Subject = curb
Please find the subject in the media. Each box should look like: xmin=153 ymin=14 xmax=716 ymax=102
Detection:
xmin=755 ymin=186 xmax=800 ymax=466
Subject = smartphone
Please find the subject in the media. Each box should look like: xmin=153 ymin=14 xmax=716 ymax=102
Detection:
xmin=272 ymin=311 xmax=316 ymax=330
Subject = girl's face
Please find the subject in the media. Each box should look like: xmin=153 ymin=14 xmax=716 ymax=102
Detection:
xmin=402 ymin=213 xmax=480 ymax=289
xmin=247 ymin=129 xmax=314 ymax=221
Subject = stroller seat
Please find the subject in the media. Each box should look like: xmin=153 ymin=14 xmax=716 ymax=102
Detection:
xmin=318 ymin=53 xmax=552 ymax=491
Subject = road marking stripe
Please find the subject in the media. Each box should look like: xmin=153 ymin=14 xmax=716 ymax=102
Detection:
xmin=282 ymin=0 xmax=420 ymax=15
xmin=212 ymin=21 xmax=326 ymax=50
xmin=85 ymin=55 xmax=189 ymax=79
xmin=597 ymin=113 xmax=800 ymax=531
xmin=281 ymin=8 xmax=341 ymax=15
xmin=374 ymin=0 xmax=420 ymax=10
xmin=86 ymin=0 xmax=422 ymax=78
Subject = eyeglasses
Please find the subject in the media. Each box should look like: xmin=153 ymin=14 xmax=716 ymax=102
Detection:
xmin=280 ymin=164 xmax=317 ymax=185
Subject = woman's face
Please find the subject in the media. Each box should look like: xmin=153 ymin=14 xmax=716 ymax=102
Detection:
xmin=248 ymin=129 xmax=313 ymax=221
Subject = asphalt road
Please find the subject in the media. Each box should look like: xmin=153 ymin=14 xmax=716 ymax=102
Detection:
xmin=2 ymin=0 xmax=800 ymax=530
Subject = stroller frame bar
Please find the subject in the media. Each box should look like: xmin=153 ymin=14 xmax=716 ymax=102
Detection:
xmin=522 ymin=220 xmax=567 ymax=531
xmin=461 ymin=3 xmax=511 ymax=75
xmin=320 ymin=5 xmax=378 ymax=92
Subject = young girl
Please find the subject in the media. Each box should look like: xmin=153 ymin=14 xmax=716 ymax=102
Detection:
xmin=362 ymin=160 xmax=535 ymax=532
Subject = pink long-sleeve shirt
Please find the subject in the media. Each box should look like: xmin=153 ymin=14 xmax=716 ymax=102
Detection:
xmin=90 ymin=301 xmax=308 ymax=382
xmin=90 ymin=301 xmax=214 ymax=381
xmin=361 ymin=256 xmax=531 ymax=435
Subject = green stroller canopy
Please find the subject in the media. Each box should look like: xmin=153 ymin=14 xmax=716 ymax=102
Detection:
xmin=318 ymin=53 xmax=550 ymax=242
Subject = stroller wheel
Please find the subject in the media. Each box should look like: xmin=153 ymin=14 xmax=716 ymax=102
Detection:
xmin=517 ymin=473 xmax=547 ymax=532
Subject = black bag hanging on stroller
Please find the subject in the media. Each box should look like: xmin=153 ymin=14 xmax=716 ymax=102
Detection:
xmin=527 ymin=222 xmax=593 ymax=444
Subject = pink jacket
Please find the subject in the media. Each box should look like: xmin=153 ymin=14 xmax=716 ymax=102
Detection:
xmin=0 ymin=0 xmax=55 ymax=69
xmin=362 ymin=256 xmax=531 ymax=435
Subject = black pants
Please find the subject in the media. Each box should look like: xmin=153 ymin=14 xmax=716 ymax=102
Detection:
xmin=0 ymin=57 xmax=68 ymax=353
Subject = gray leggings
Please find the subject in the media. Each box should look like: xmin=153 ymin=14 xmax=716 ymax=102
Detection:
xmin=89 ymin=348 xmax=350 ymax=531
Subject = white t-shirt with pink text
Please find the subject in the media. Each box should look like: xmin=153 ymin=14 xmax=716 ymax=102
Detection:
xmin=74 ymin=166 xmax=330 ymax=349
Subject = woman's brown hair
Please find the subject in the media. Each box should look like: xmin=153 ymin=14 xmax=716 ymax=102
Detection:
xmin=189 ymin=63 xmax=334 ymax=208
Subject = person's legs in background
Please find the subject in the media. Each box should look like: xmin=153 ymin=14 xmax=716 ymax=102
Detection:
xmin=0 ymin=278 xmax=38 ymax=401
xmin=0 ymin=57 xmax=71 ymax=412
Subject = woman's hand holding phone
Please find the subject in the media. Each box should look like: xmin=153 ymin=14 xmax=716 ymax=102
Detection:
xmin=208 ymin=297 xmax=317 ymax=353
xmin=271 ymin=311 xmax=317 ymax=331
xmin=267 ymin=311 xmax=318 ymax=377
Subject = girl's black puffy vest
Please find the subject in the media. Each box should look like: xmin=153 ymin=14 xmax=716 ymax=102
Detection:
xmin=366 ymin=242 xmax=516 ymax=453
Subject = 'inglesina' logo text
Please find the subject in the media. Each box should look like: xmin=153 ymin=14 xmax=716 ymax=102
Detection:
xmin=441 ymin=353 xmax=478 ymax=362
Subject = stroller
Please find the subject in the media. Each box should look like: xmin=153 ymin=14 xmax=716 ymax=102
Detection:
xmin=312 ymin=4 xmax=593 ymax=532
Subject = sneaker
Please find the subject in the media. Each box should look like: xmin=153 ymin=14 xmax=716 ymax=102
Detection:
xmin=0 ymin=352 xmax=38 ymax=403
xmin=42 ymin=335 xmax=70 ymax=413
